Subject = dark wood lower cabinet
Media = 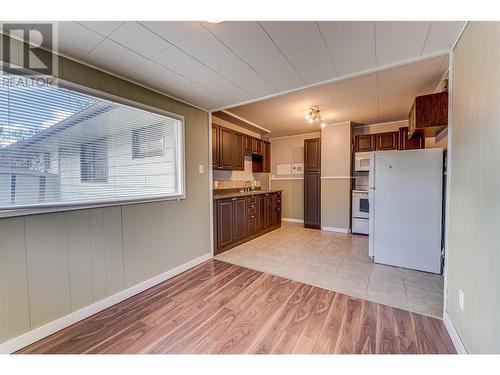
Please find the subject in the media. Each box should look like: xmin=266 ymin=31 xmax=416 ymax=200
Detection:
xmin=214 ymin=191 xmax=282 ymax=255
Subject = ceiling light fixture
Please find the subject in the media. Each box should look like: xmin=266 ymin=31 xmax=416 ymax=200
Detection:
xmin=305 ymin=106 xmax=326 ymax=128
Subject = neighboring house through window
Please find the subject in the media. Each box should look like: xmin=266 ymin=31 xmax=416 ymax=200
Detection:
xmin=80 ymin=138 xmax=108 ymax=183
xmin=132 ymin=123 xmax=164 ymax=159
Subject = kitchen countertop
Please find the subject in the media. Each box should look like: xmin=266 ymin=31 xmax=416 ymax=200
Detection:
xmin=213 ymin=189 xmax=283 ymax=200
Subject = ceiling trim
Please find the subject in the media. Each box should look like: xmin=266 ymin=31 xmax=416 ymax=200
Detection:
xmin=451 ymin=21 xmax=469 ymax=51
xmin=219 ymin=109 xmax=271 ymax=133
xmin=210 ymin=50 xmax=451 ymax=112
xmin=268 ymin=131 xmax=321 ymax=141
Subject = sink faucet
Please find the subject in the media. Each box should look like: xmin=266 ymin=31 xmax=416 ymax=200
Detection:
xmin=245 ymin=181 xmax=251 ymax=192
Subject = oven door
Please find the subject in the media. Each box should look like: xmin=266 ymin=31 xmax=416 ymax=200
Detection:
xmin=354 ymin=152 xmax=372 ymax=171
xmin=352 ymin=192 xmax=369 ymax=219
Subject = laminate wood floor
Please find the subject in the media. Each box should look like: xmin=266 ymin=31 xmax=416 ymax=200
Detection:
xmin=17 ymin=260 xmax=455 ymax=354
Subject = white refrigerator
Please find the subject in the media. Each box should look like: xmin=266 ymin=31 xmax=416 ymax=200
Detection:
xmin=368 ymin=148 xmax=443 ymax=273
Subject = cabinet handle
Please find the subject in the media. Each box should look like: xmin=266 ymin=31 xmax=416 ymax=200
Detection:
xmin=231 ymin=198 xmax=237 ymax=201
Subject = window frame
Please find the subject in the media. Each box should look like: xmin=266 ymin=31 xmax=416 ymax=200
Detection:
xmin=0 ymin=78 xmax=186 ymax=219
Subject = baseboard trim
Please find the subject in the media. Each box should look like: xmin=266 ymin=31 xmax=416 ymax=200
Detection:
xmin=321 ymin=226 xmax=350 ymax=234
xmin=0 ymin=252 xmax=212 ymax=354
xmin=282 ymin=218 xmax=304 ymax=223
xmin=443 ymin=311 xmax=468 ymax=354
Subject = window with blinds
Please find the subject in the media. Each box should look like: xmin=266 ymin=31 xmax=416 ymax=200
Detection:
xmin=0 ymin=72 xmax=185 ymax=213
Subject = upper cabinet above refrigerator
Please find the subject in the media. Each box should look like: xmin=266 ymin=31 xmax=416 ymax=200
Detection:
xmin=408 ymin=91 xmax=448 ymax=138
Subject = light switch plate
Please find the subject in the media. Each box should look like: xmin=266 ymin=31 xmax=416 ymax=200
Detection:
xmin=459 ymin=289 xmax=464 ymax=311
xmin=198 ymin=164 xmax=204 ymax=174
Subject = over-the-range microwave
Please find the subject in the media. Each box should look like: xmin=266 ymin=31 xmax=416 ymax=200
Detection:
xmin=354 ymin=151 xmax=373 ymax=171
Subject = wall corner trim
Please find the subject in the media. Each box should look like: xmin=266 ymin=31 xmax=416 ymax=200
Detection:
xmin=321 ymin=226 xmax=350 ymax=234
xmin=0 ymin=253 xmax=212 ymax=354
xmin=282 ymin=218 xmax=304 ymax=224
xmin=443 ymin=311 xmax=468 ymax=354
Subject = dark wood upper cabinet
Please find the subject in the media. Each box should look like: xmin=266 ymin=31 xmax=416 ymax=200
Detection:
xmin=212 ymin=124 xmax=219 ymax=168
xmin=408 ymin=91 xmax=448 ymax=138
xmin=354 ymin=134 xmax=375 ymax=152
xmin=375 ymin=131 xmax=399 ymax=151
xmin=219 ymin=127 xmax=234 ymax=170
xmin=304 ymin=138 xmax=321 ymax=172
xmin=233 ymin=133 xmax=244 ymax=171
xmin=244 ymin=136 xmax=253 ymax=154
xmin=304 ymin=138 xmax=321 ymax=229
xmin=263 ymin=141 xmax=271 ymax=173
xmin=399 ymin=126 xmax=424 ymax=150
xmin=252 ymin=138 xmax=263 ymax=155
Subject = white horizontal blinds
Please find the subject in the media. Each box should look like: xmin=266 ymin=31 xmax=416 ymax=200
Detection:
xmin=0 ymin=72 xmax=183 ymax=210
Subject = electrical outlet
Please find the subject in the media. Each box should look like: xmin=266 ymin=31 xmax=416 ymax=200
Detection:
xmin=458 ymin=289 xmax=465 ymax=311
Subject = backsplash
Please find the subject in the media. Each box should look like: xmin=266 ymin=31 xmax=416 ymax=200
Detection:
xmin=213 ymin=180 xmax=262 ymax=190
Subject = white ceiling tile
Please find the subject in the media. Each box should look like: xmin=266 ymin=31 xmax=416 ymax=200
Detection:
xmin=260 ymin=22 xmax=324 ymax=56
xmin=422 ymin=21 xmax=465 ymax=55
xmin=228 ymin=69 xmax=270 ymax=89
xmin=140 ymin=21 xmax=202 ymax=44
xmin=375 ymin=21 xmax=431 ymax=67
xmin=108 ymin=22 xmax=171 ymax=58
xmin=230 ymin=37 xmax=287 ymax=70
xmin=244 ymin=84 xmax=276 ymax=99
xmin=203 ymin=21 xmax=266 ymax=47
xmin=206 ymin=79 xmax=250 ymax=99
xmin=319 ymin=21 xmax=376 ymax=76
xmin=287 ymin=46 xmax=336 ymax=83
xmin=78 ymin=21 xmax=123 ymax=37
xmin=84 ymin=39 xmax=145 ymax=74
xmin=152 ymin=47 xmax=222 ymax=87
xmin=176 ymin=28 xmax=248 ymax=78
xmin=256 ymin=60 xmax=303 ymax=84
xmin=56 ymin=22 xmax=105 ymax=59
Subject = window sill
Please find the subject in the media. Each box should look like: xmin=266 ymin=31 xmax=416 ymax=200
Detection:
xmin=0 ymin=195 xmax=186 ymax=219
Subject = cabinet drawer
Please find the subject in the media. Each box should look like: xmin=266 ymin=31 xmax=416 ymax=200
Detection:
xmin=247 ymin=204 xmax=256 ymax=216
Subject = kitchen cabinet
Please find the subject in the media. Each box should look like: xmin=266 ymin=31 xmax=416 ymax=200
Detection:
xmin=408 ymin=91 xmax=448 ymax=138
xmin=252 ymin=138 xmax=263 ymax=154
xmin=263 ymin=141 xmax=271 ymax=173
xmin=304 ymin=138 xmax=321 ymax=229
xmin=354 ymin=131 xmax=399 ymax=153
xmin=214 ymin=191 xmax=282 ymax=254
xmin=212 ymin=125 xmax=269 ymax=171
xmin=244 ymin=136 xmax=253 ymax=154
xmin=212 ymin=124 xmax=219 ymax=168
xmin=233 ymin=133 xmax=244 ymax=171
xmin=354 ymin=134 xmax=375 ymax=152
xmin=399 ymin=126 xmax=424 ymax=150
xmin=375 ymin=131 xmax=399 ymax=151
xmin=219 ymin=127 xmax=234 ymax=170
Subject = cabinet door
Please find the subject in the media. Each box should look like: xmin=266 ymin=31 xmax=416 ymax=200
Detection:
xmin=257 ymin=195 xmax=265 ymax=231
xmin=274 ymin=192 xmax=282 ymax=225
xmin=244 ymin=136 xmax=253 ymax=154
xmin=263 ymin=141 xmax=271 ymax=172
xmin=252 ymin=138 xmax=263 ymax=154
xmin=354 ymin=134 xmax=375 ymax=152
xmin=247 ymin=215 xmax=257 ymax=236
xmin=304 ymin=138 xmax=321 ymax=172
xmin=232 ymin=197 xmax=246 ymax=241
xmin=212 ymin=125 xmax=219 ymax=169
xmin=219 ymin=128 xmax=234 ymax=170
xmin=398 ymin=127 xmax=424 ymax=150
xmin=216 ymin=199 xmax=233 ymax=248
xmin=375 ymin=131 xmax=399 ymax=151
xmin=262 ymin=195 xmax=271 ymax=229
xmin=233 ymin=133 xmax=244 ymax=170
xmin=304 ymin=172 xmax=321 ymax=229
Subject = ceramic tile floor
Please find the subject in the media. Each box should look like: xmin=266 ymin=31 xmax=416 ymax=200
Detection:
xmin=214 ymin=222 xmax=444 ymax=318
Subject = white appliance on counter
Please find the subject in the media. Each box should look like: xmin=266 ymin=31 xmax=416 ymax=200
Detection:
xmin=368 ymin=149 xmax=443 ymax=273
xmin=352 ymin=190 xmax=369 ymax=235
xmin=354 ymin=151 xmax=373 ymax=171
